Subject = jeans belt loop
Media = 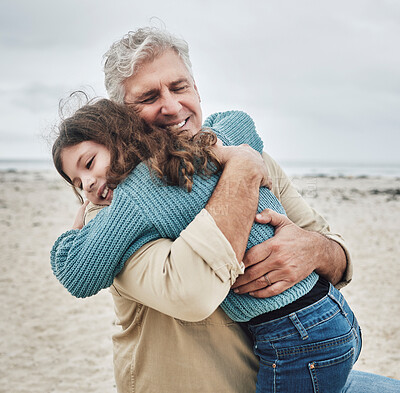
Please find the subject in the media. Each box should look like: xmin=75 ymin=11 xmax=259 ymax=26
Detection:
xmin=289 ymin=313 xmax=309 ymax=340
xmin=328 ymin=286 xmax=348 ymax=317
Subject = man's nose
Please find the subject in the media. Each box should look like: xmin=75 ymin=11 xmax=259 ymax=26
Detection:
xmin=160 ymin=91 xmax=182 ymax=115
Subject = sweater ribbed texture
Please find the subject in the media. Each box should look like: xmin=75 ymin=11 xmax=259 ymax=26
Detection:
xmin=51 ymin=110 xmax=318 ymax=322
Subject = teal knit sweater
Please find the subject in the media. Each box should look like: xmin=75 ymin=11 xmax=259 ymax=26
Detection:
xmin=51 ymin=110 xmax=318 ymax=322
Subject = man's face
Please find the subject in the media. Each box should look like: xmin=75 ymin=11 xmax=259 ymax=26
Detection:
xmin=123 ymin=49 xmax=202 ymax=136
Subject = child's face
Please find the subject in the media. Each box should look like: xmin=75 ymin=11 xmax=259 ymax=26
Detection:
xmin=61 ymin=141 xmax=113 ymax=205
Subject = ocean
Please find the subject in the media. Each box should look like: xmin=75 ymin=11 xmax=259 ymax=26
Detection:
xmin=279 ymin=160 xmax=400 ymax=178
xmin=0 ymin=159 xmax=399 ymax=178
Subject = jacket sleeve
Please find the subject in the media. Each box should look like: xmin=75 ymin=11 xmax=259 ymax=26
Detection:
xmin=50 ymin=189 xmax=159 ymax=298
xmin=84 ymin=206 xmax=244 ymax=321
xmin=262 ymin=151 xmax=353 ymax=288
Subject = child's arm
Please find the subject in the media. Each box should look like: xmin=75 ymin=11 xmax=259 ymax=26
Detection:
xmin=50 ymin=186 xmax=158 ymax=298
xmin=104 ymin=209 xmax=244 ymax=322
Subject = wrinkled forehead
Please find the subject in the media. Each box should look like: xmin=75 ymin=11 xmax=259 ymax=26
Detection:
xmin=124 ymin=49 xmax=194 ymax=102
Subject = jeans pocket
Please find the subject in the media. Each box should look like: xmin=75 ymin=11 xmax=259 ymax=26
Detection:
xmin=308 ymin=347 xmax=354 ymax=393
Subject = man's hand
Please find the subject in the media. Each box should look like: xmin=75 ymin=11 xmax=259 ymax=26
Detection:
xmin=72 ymin=200 xmax=89 ymax=229
xmin=231 ymin=209 xmax=343 ymax=298
xmin=212 ymin=143 xmax=272 ymax=189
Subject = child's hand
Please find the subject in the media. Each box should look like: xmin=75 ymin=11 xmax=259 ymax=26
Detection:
xmin=72 ymin=200 xmax=90 ymax=229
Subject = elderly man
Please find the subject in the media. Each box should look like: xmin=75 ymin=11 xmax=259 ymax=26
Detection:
xmin=87 ymin=27 xmax=397 ymax=392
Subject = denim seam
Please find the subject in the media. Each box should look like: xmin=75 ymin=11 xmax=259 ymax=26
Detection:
xmin=309 ymin=363 xmax=319 ymax=393
xmin=276 ymin=329 xmax=356 ymax=358
xmin=257 ymin=347 xmax=278 ymax=392
xmin=312 ymin=347 xmax=355 ymax=368
xmin=303 ymin=308 xmax=341 ymax=332
xmin=327 ymin=289 xmax=354 ymax=327
xmin=308 ymin=347 xmax=355 ymax=392
xmin=256 ymin=308 xmax=341 ymax=343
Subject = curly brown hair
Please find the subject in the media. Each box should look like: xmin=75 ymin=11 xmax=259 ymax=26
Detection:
xmin=52 ymin=94 xmax=221 ymax=202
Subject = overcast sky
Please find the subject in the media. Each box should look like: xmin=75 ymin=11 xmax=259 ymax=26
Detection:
xmin=1 ymin=0 xmax=399 ymax=164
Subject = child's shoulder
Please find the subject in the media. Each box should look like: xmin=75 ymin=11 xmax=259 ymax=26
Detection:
xmin=203 ymin=110 xmax=263 ymax=153
xmin=203 ymin=110 xmax=254 ymax=129
xmin=116 ymin=162 xmax=157 ymax=195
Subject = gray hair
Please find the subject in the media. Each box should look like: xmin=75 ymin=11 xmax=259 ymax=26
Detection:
xmin=103 ymin=27 xmax=193 ymax=103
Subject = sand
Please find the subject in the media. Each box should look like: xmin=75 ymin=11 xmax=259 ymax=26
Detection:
xmin=0 ymin=169 xmax=399 ymax=392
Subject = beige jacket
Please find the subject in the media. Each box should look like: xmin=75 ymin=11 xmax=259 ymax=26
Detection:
xmin=85 ymin=152 xmax=352 ymax=393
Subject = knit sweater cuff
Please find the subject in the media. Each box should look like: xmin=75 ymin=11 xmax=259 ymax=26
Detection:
xmin=179 ymin=209 xmax=244 ymax=284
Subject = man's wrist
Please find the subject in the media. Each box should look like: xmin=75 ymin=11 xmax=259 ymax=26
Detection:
xmin=313 ymin=233 xmax=347 ymax=285
xmin=224 ymin=157 xmax=263 ymax=188
xmin=205 ymin=159 xmax=260 ymax=263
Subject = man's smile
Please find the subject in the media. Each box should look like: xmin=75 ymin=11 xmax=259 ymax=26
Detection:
xmin=165 ymin=117 xmax=189 ymax=131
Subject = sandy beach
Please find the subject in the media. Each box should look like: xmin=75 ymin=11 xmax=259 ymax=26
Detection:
xmin=1 ymin=169 xmax=399 ymax=392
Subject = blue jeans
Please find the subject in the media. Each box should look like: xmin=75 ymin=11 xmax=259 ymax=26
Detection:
xmin=344 ymin=370 xmax=400 ymax=392
xmin=248 ymin=284 xmax=362 ymax=392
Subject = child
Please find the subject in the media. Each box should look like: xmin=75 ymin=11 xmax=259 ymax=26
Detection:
xmin=51 ymin=97 xmax=361 ymax=392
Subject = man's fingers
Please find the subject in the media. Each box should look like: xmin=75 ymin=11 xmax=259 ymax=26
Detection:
xmin=248 ymin=280 xmax=291 ymax=298
xmin=242 ymin=242 xmax=272 ymax=269
xmin=234 ymin=249 xmax=274 ymax=288
xmin=232 ymin=269 xmax=280 ymax=293
xmin=255 ymin=209 xmax=291 ymax=228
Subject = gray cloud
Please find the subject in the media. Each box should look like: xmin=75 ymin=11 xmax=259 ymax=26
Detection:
xmin=0 ymin=84 xmax=72 ymax=113
xmin=0 ymin=0 xmax=399 ymax=163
